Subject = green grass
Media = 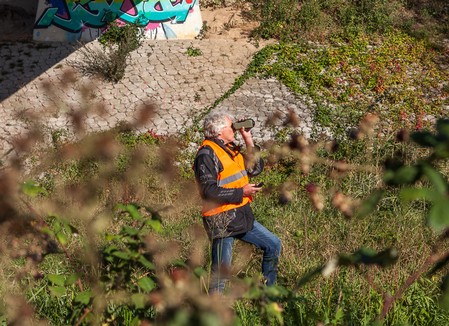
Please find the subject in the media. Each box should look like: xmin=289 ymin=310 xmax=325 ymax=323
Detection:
xmin=4 ymin=112 xmax=449 ymax=326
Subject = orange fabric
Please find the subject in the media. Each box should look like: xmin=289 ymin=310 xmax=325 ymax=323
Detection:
xmin=200 ymin=140 xmax=252 ymax=216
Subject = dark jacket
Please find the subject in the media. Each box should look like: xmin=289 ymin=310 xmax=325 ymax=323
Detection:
xmin=193 ymin=138 xmax=264 ymax=239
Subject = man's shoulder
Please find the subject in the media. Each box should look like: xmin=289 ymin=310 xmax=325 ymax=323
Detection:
xmin=196 ymin=145 xmax=214 ymax=158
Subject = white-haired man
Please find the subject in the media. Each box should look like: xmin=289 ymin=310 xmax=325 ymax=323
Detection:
xmin=193 ymin=111 xmax=281 ymax=294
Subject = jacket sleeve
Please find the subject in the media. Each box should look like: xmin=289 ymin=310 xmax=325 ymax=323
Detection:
xmin=194 ymin=147 xmax=244 ymax=204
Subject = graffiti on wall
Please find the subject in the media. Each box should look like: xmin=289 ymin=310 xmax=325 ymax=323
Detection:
xmin=34 ymin=0 xmax=201 ymax=41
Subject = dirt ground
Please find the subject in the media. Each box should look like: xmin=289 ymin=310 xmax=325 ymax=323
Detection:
xmin=200 ymin=6 xmax=259 ymax=42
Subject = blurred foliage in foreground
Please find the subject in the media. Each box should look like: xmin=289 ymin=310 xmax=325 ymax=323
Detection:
xmin=1 ymin=73 xmax=449 ymax=324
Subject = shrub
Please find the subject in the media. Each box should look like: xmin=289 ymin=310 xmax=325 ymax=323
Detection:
xmin=248 ymin=0 xmax=448 ymax=42
xmin=69 ymin=20 xmax=145 ymax=83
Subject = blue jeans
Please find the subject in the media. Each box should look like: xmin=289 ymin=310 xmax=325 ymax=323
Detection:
xmin=209 ymin=221 xmax=281 ymax=294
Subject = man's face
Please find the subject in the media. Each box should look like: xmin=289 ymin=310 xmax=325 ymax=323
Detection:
xmin=218 ymin=117 xmax=235 ymax=144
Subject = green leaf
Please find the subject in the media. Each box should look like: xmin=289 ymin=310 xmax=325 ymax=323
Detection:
xmin=333 ymin=307 xmax=344 ymax=323
xmin=355 ymin=190 xmax=384 ymax=218
xmin=105 ymin=234 xmax=118 ymax=241
xmin=123 ymin=236 xmax=139 ymax=245
xmin=437 ymin=119 xmax=449 ymax=138
xmin=138 ymin=255 xmax=155 ymax=269
xmin=65 ymin=274 xmax=79 ymax=286
xmin=146 ymin=219 xmax=162 ymax=232
xmin=390 ymin=166 xmax=420 ymax=185
xmin=47 ymin=274 xmax=66 ymax=286
xmin=122 ymin=226 xmax=139 ymax=236
xmin=422 ymin=163 xmax=448 ymax=195
xmin=49 ymin=286 xmax=66 ymax=297
xmin=400 ymin=187 xmax=437 ymax=202
xmin=411 ymin=131 xmax=438 ymax=147
xmin=56 ymin=232 xmax=68 ymax=245
xmin=52 ymin=220 xmax=62 ymax=233
xmin=295 ymin=266 xmax=324 ymax=288
xmin=112 ymin=251 xmax=131 ymax=260
xmin=198 ymin=312 xmax=222 ymax=326
xmin=103 ymin=244 xmax=119 ymax=254
xmin=74 ymin=290 xmax=92 ymax=305
xmin=193 ymin=267 xmax=207 ymax=278
xmin=440 ymin=274 xmax=449 ymax=311
xmin=434 ymin=143 xmax=449 ymax=159
xmin=116 ymin=204 xmax=142 ymax=221
xmin=137 ymin=276 xmax=156 ymax=292
xmin=21 ymin=180 xmax=48 ymax=197
xmin=427 ymin=200 xmax=449 ymax=232
xmin=264 ymin=285 xmax=289 ymax=298
xmin=130 ymin=316 xmax=141 ymax=326
xmin=131 ymin=293 xmax=147 ymax=309
xmin=41 ymin=226 xmax=55 ymax=237
xmin=265 ymin=302 xmax=283 ymax=324
xmin=245 ymin=283 xmax=264 ymax=299
xmin=338 ymin=247 xmax=398 ymax=268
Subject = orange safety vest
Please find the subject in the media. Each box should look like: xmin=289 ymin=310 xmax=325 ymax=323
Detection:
xmin=200 ymin=140 xmax=252 ymax=216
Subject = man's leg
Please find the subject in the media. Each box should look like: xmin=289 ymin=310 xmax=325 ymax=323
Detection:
xmin=238 ymin=221 xmax=281 ymax=285
xmin=210 ymin=236 xmax=234 ymax=294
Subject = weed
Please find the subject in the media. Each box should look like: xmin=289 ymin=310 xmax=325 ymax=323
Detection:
xmin=195 ymin=21 xmax=210 ymax=40
xmin=194 ymin=92 xmax=201 ymax=102
xmin=51 ymin=128 xmax=69 ymax=149
xmin=98 ymin=20 xmax=144 ymax=53
xmin=186 ymin=46 xmax=203 ymax=57
xmin=69 ymin=20 xmax=145 ymax=83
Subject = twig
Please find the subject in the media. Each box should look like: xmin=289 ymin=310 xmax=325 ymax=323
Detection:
xmin=75 ymin=308 xmax=91 ymax=326
xmin=378 ymin=250 xmax=449 ymax=320
xmin=363 ymin=267 xmax=384 ymax=295
xmin=312 ymin=155 xmax=380 ymax=174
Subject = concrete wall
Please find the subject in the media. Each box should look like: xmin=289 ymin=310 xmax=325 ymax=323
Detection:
xmin=33 ymin=0 xmax=203 ymax=42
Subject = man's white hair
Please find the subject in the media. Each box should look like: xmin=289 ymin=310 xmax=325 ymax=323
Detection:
xmin=203 ymin=111 xmax=234 ymax=138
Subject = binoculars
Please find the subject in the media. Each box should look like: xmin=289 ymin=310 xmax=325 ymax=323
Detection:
xmin=232 ymin=119 xmax=255 ymax=131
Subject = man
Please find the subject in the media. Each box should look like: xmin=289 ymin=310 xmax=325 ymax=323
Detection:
xmin=193 ymin=111 xmax=281 ymax=294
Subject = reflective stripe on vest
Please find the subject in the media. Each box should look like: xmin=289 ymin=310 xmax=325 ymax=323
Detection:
xmin=200 ymin=139 xmax=252 ymax=216
xmin=218 ymin=170 xmax=248 ymax=187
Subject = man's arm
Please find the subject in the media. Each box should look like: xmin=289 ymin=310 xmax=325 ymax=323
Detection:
xmin=194 ymin=148 xmax=244 ymax=204
xmin=239 ymin=128 xmax=264 ymax=177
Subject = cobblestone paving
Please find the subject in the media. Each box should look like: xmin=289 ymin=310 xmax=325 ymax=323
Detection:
xmin=0 ymin=39 xmax=315 ymax=162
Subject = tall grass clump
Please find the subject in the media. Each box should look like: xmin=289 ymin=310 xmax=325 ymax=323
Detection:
xmin=69 ymin=20 xmax=145 ymax=83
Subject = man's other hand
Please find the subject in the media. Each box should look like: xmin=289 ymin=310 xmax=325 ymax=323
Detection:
xmin=243 ymin=184 xmax=262 ymax=196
